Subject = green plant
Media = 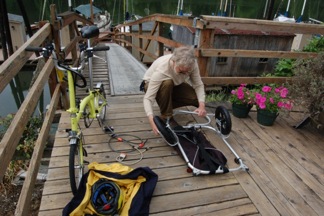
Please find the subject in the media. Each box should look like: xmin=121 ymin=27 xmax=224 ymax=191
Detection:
xmin=253 ymin=84 xmax=293 ymax=113
xmin=274 ymin=35 xmax=324 ymax=77
xmin=287 ymin=52 xmax=324 ymax=114
xmin=273 ymin=58 xmax=295 ymax=77
xmin=229 ymin=84 xmax=254 ymax=105
xmin=0 ymin=114 xmax=43 ymax=184
xmin=206 ymin=90 xmax=229 ymax=103
xmin=302 ymin=36 xmax=324 ymax=52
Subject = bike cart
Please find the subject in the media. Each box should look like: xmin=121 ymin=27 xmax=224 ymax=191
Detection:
xmin=153 ymin=106 xmax=249 ymax=176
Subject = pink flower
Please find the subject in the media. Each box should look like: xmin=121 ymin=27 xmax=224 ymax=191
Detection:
xmin=269 ymin=97 xmax=275 ymax=104
xmin=259 ymin=103 xmax=266 ymax=109
xmin=262 ymin=86 xmax=272 ymax=93
xmin=255 ymin=93 xmax=262 ymax=100
xmin=280 ymin=88 xmax=288 ymax=98
xmin=230 ymin=84 xmax=254 ymax=105
xmin=260 ymin=96 xmax=266 ymax=103
xmin=253 ymin=85 xmax=293 ymax=113
xmin=277 ymin=101 xmax=284 ymax=108
xmin=284 ymin=102 xmax=293 ymax=110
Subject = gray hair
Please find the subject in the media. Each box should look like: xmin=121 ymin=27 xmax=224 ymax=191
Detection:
xmin=170 ymin=46 xmax=196 ymax=69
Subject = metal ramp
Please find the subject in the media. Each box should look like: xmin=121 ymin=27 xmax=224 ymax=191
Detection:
xmin=106 ymin=43 xmax=147 ymax=95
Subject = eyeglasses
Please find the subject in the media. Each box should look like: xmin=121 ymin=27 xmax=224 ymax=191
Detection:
xmin=176 ymin=66 xmax=191 ymax=74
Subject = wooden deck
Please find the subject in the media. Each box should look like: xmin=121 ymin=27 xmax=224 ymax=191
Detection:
xmin=38 ymin=45 xmax=324 ymax=216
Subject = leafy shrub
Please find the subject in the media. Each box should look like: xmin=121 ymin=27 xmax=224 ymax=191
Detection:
xmin=274 ymin=35 xmax=324 ymax=77
xmin=287 ymin=52 xmax=324 ymax=114
xmin=0 ymin=114 xmax=43 ymax=184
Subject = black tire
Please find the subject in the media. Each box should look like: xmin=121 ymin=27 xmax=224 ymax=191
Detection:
xmin=215 ymin=106 xmax=232 ymax=135
xmin=83 ymin=104 xmax=91 ymax=128
xmin=96 ymin=84 xmax=107 ymax=126
xmin=234 ymin=158 xmax=240 ymax=164
xmin=69 ymin=138 xmax=84 ymax=195
xmin=153 ymin=116 xmax=177 ymax=145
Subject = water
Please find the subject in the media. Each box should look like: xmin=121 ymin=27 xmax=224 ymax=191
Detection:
xmin=0 ymin=69 xmax=50 ymax=118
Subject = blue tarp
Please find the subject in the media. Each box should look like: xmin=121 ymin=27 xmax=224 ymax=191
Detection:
xmin=74 ymin=4 xmax=102 ymax=18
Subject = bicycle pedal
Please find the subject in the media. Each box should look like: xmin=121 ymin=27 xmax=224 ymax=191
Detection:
xmin=84 ymin=160 xmax=90 ymax=165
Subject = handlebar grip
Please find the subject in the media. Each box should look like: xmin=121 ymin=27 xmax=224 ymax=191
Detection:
xmin=25 ymin=47 xmax=43 ymax=52
xmin=92 ymin=46 xmax=110 ymax=51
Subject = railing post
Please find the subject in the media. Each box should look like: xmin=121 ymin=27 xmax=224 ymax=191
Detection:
xmin=157 ymin=21 xmax=164 ymax=57
xmin=196 ymin=28 xmax=214 ymax=77
xmin=69 ymin=22 xmax=78 ymax=62
xmin=139 ymin=23 xmax=143 ymax=58
xmin=129 ymin=25 xmax=133 ymax=53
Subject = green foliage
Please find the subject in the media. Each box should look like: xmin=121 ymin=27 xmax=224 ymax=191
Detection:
xmin=206 ymin=90 xmax=229 ymax=103
xmin=274 ymin=35 xmax=324 ymax=77
xmin=273 ymin=58 xmax=295 ymax=77
xmin=302 ymin=36 xmax=324 ymax=52
xmin=0 ymin=114 xmax=43 ymax=184
xmin=287 ymin=52 xmax=324 ymax=114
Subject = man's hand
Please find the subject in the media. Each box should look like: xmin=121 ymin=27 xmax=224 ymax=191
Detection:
xmin=148 ymin=115 xmax=159 ymax=135
xmin=194 ymin=102 xmax=207 ymax=117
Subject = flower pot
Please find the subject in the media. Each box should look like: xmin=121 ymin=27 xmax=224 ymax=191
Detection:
xmin=232 ymin=103 xmax=253 ymax=118
xmin=257 ymin=109 xmax=279 ymax=126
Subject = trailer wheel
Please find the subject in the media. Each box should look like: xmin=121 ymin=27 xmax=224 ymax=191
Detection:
xmin=215 ymin=106 xmax=232 ymax=135
xmin=234 ymin=158 xmax=240 ymax=164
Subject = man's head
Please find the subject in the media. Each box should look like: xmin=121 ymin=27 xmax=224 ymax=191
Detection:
xmin=170 ymin=46 xmax=196 ymax=74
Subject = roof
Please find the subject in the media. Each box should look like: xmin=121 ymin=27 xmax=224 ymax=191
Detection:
xmin=74 ymin=4 xmax=102 ymax=18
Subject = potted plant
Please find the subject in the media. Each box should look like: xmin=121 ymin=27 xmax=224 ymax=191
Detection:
xmin=253 ymin=85 xmax=293 ymax=126
xmin=229 ymin=84 xmax=254 ymax=118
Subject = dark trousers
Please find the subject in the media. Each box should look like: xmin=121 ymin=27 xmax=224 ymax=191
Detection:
xmin=145 ymin=80 xmax=199 ymax=118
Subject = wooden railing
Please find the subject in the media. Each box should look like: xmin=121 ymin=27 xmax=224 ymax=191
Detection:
xmin=0 ymin=5 xmax=93 ymax=215
xmin=112 ymin=14 xmax=324 ymax=85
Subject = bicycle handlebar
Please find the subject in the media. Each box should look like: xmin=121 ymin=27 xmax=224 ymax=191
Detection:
xmin=25 ymin=43 xmax=110 ymax=88
xmin=92 ymin=46 xmax=110 ymax=51
xmin=25 ymin=47 xmax=44 ymax=52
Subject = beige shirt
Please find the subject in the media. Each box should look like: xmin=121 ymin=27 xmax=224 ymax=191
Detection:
xmin=143 ymin=54 xmax=205 ymax=116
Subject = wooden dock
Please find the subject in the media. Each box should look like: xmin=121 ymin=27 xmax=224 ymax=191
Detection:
xmin=38 ymin=44 xmax=324 ymax=215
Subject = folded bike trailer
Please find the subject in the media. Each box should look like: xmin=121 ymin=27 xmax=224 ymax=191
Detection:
xmin=154 ymin=106 xmax=249 ymax=175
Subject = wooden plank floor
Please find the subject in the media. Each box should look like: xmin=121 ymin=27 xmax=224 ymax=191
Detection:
xmin=38 ymin=45 xmax=324 ymax=215
xmin=39 ymin=96 xmax=324 ymax=215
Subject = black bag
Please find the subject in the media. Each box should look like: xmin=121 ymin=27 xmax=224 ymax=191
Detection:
xmin=174 ymin=126 xmax=228 ymax=173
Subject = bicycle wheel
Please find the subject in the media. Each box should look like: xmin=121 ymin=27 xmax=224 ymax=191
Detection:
xmin=96 ymin=84 xmax=107 ymax=126
xmin=215 ymin=106 xmax=232 ymax=135
xmin=69 ymin=135 xmax=85 ymax=195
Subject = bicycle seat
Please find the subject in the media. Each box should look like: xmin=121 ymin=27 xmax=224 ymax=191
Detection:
xmin=81 ymin=25 xmax=99 ymax=39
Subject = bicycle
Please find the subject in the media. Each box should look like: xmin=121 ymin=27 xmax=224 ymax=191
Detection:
xmin=26 ymin=25 xmax=112 ymax=195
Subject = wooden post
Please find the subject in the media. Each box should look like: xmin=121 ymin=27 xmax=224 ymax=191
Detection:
xmin=1 ymin=0 xmax=14 ymax=55
xmin=197 ymin=28 xmax=214 ymax=77
xmin=157 ymin=22 xmax=164 ymax=57
xmin=139 ymin=23 xmax=143 ymax=58
xmin=90 ymin=0 xmax=94 ymax=22
xmin=129 ymin=25 xmax=132 ymax=53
